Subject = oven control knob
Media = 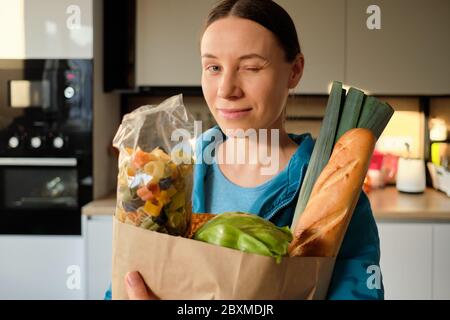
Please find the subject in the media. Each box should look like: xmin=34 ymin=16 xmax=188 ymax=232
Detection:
xmin=30 ymin=136 xmax=42 ymax=149
xmin=8 ymin=136 xmax=20 ymax=149
xmin=53 ymin=136 xmax=64 ymax=149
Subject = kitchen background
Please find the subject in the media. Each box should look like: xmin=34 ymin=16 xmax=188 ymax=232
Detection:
xmin=0 ymin=0 xmax=449 ymax=300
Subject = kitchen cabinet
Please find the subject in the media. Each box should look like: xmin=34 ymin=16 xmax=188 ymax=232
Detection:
xmin=136 ymin=0 xmax=213 ymax=87
xmin=136 ymin=0 xmax=345 ymax=94
xmin=136 ymin=0 xmax=345 ymax=93
xmin=346 ymin=0 xmax=450 ymax=95
xmin=0 ymin=0 xmax=93 ymax=59
xmin=0 ymin=214 xmax=113 ymax=300
xmin=432 ymin=224 xmax=450 ymax=299
xmin=277 ymin=0 xmax=345 ymax=94
xmin=377 ymin=222 xmax=433 ymax=299
xmin=83 ymin=215 xmax=113 ymax=300
xmin=135 ymin=0 xmax=450 ymax=94
xmin=0 ymin=235 xmax=85 ymax=299
xmin=377 ymin=221 xmax=450 ymax=300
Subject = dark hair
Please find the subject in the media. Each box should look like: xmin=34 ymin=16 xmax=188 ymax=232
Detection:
xmin=203 ymin=0 xmax=301 ymax=62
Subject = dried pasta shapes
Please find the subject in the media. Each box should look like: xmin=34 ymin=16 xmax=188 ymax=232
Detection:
xmin=117 ymin=146 xmax=193 ymax=237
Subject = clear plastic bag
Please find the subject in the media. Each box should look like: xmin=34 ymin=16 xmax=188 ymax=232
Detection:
xmin=112 ymin=94 xmax=195 ymax=236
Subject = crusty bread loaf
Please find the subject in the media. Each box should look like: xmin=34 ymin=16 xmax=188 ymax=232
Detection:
xmin=288 ymin=128 xmax=376 ymax=257
xmin=187 ymin=213 xmax=216 ymax=239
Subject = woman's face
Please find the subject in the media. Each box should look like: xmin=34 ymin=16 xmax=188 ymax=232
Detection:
xmin=201 ymin=17 xmax=302 ymax=133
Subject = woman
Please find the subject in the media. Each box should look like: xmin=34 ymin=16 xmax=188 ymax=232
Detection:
xmin=115 ymin=0 xmax=384 ymax=300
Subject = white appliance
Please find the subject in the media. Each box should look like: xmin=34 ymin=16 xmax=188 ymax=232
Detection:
xmin=396 ymin=158 xmax=426 ymax=193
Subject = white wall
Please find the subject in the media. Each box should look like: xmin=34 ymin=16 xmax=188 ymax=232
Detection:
xmin=0 ymin=0 xmax=93 ymax=59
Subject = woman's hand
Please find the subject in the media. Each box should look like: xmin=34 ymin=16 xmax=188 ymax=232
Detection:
xmin=125 ymin=271 xmax=159 ymax=300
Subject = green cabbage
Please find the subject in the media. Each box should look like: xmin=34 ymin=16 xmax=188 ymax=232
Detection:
xmin=194 ymin=212 xmax=293 ymax=263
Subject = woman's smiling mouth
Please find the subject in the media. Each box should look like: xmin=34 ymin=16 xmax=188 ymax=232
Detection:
xmin=217 ymin=107 xmax=252 ymax=120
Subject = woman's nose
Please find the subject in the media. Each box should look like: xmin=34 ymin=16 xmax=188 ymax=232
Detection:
xmin=217 ymin=71 xmax=243 ymax=99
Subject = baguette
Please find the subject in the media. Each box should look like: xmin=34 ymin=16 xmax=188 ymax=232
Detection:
xmin=288 ymin=128 xmax=376 ymax=257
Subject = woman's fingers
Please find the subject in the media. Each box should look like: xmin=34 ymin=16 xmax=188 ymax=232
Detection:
xmin=125 ymin=271 xmax=159 ymax=300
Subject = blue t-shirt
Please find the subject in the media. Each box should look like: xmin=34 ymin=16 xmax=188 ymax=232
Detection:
xmin=205 ymin=159 xmax=291 ymax=218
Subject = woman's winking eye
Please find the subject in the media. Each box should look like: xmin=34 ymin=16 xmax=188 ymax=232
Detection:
xmin=242 ymin=65 xmax=262 ymax=72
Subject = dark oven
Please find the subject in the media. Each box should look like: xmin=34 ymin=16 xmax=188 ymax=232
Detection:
xmin=0 ymin=59 xmax=93 ymax=235
xmin=0 ymin=157 xmax=90 ymax=235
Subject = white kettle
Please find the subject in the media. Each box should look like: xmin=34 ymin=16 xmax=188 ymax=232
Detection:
xmin=396 ymin=143 xmax=426 ymax=193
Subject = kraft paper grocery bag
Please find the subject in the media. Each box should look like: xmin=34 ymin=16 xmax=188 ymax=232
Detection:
xmin=112 ymin=217 xmax=336 ymax=300
xmin=111 ymin=94 xmax=335 ymax=300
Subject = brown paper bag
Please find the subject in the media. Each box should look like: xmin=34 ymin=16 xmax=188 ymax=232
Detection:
xmin=112 ymin=217 xmax=336 ymax=300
